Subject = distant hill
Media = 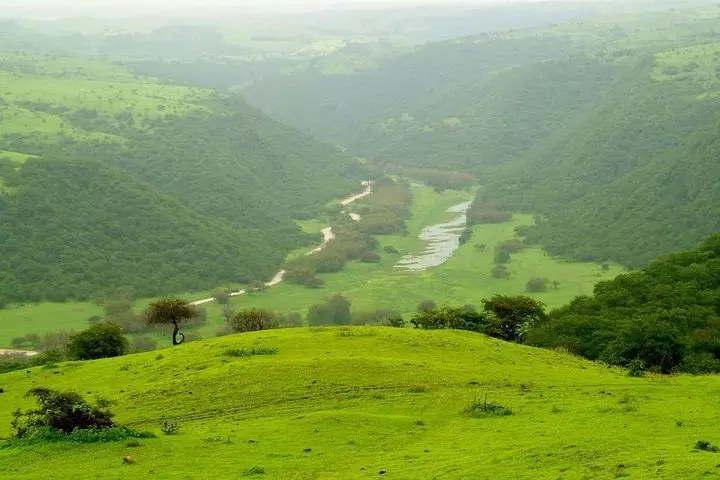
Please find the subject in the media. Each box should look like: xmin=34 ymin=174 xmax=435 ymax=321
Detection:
xmin=242 ymin=6 xmax=720 ymax=267
xmin=0 ymin=52 xmax=364 ymax=305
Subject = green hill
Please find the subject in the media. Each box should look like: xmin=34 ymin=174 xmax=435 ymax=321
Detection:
xmin=1 ymin=327 xmax=720 ymax=479
xmin=0 ymin=50 xmax=364 ymax=305
xmin=242 ymin=6 xmax=720 ymax=267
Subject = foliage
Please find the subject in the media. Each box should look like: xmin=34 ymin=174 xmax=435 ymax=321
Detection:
xmin=229 ymin=309 xmax=278 ymax=333
xmin=129 ymin=336 xmax=159 ymax=353
xmin=359 ymin=251 xmax=381 ymax=263
xmin=694 ymin=441 xmax=719 ymax=453
xmin=224 ymin=347 xmax=278 ymax=357
xmin=2 ymin=426 xmax=154 ymax=448
xmin=67 ymin=323 xmax=128 ymax=361
xmin=482 ymin=295 xmax=547 ymax=342
xmin=11 ymin=388 xmax=115 ymax=437
xmin=307 ymin=294 xmax=352 ymax=326
xmin=410 ymin=307 xmax=488 ymax=333
xmin=145 ymin=298 xmax=195 ymax=346
xmin=527 ymin=234 xmax=720 ymax=372
xmin=525 ymin=277 xmax=550 ymax=293
xmin=463 ymin=395 xmax=513 ymax=418
xmin=417 ymin=300 xmax=438 ymax=313
xmin=160 ymin=420 xmax=180 ymax=436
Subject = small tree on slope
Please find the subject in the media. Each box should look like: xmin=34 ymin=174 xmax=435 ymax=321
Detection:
xmin=146 ymin=298 xmax=194 ymax=346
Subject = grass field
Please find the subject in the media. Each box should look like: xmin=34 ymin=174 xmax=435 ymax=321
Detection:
xmin=0 ymin=186 xmax=623 ymax=348
xmin=1 ymin=327 xmax=719 ymax=479
xmin=224 ymin=186 xmax=623 ymax=318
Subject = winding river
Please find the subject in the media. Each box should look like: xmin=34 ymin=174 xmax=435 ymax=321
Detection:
xmin=394 ymin=201 xmax=472 ymax=272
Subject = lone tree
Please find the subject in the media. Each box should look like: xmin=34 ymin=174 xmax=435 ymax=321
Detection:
xmin=146 ymin=298 xmax=194 ymax=346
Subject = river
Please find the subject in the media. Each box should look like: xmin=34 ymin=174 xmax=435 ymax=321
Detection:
xmin=394 ymin=201 xmax=471 ymax=271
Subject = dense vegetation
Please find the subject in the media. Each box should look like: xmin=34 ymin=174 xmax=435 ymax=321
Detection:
xmin=242 ymin=7 xmax=720 ymax=267
xmin=527 ymin=234 xmax=720 ymax=373
xmin=0 ymin=53 xmax=363 ymax=304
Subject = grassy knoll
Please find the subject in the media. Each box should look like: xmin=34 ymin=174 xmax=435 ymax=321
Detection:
xmin=1 ymin=327 xmax=719 ymax=479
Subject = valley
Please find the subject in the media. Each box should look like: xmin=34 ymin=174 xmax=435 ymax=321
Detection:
xmin=2 ymin=2 xmax=720 ymax=479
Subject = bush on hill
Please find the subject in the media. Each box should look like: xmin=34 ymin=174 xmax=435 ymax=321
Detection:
xmin=307 ymin=294 xmax=352 ymax=326
xmin=67 ymin=323 xmax=128 ymax=361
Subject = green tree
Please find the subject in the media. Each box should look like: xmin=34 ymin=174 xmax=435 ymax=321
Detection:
xmin=67 ymin=323 xmax=128 ymax=360
xmin=307 ymin=294 xmax=352 ymax=326
xmin=417 ymin=299 xmax=438 ymax=313
xmin=482 ymin=295 xmax=547 ymax=342
xmin=230 ymin=309 xmax=277 ymax=333
xmin=145 ymin=298 xmax=195 ymax=346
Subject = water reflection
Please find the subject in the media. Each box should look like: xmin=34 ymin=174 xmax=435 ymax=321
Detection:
xmin=395 ymin=201 xmax=471 ymax=271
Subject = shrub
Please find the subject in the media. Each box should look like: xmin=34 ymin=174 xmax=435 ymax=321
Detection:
xmin=496 ymin=239 xmax=525 ymax=253
xmin=383 ymin=245 xmax=399 ymax=254
xmin=11 ymin=388 xmax=116 ymax=437
xmin=526 ymin=277 xmax=550 ymax=293
xmin=224 ymin=347 xmax=278 ymax=357
xmin=352 ymin=309 xmax=402 ymax=326
xmin=474 ymin=244 xmax=487 ymax=253
xmin=491 ymin=264 xmax=511 ymax=279
xmin=695 ymin=440 xmax=719 ymax=453
xmin=230 ymin=309 xmax=278 ymax=333
xmin=627 ymin=358 xmax=646 ymax=377
xmin=129 ymin=336 xmax=158 ymax=353
xmin=160 ymin=420 xmax=179 ymax=435
xmin=360 ymin=251 xmax=381 ymax=263
xmin=67 ymin=323 xmax=128 ymax=360
xmin=87 ymin=316 xmax=102 ymax=325
xmin=3 ymin=426 xmax=154 ymax=448
xmin=274 ymin=312 xmax=303 ymax=328
xmin=464 ymin=395 xmax=513 ymax=417
xmin=410 ymin=307 xmax=488 ymax=332
xmin=494 ymin=249 xmax=511 ymax=264
xmin=243 ymin=466 xmax=265 ymax=476
xmin=458 ymin=228 xmax=473 ymax=245
xmin=213 ymin=292 xmax=230 ymax=304
xmin=417 ymin=300 xmax=437 ymax=313
xmin=307 ymin=294 xmax=352 ymax=326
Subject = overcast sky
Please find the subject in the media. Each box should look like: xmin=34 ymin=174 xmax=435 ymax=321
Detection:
xmin=3 ymin=0 xmax=551 ymax=14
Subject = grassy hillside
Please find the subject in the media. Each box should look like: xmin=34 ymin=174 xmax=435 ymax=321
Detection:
xmin=242 ymin=6 xmax=720 ymax=267
xmin=2 ymin=327 xmax=720 ymax=479
xmin=0 ymin=49 xmax=363 ymax=305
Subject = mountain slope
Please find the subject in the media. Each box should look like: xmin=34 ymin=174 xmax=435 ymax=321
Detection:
xmin=243 ymin=6 xmax=720 ymax=266
xmin=0 ymin=157 xmax=281 ymax=305
xmin=1 ymin=327 xmax=720 ymax=479
xmin=0 ymin=52 xmax=364 ymax=304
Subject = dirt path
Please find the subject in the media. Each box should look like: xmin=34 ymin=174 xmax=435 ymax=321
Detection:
xmin=191 ymin=182 xmax=371 ymax=307
xmin=0 ymin=349 xmax=39 ymax=357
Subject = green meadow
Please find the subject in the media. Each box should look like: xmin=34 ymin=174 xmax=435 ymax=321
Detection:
xmin=1 ymin=327 xmax=719 ymax=479
xmin=0 ymin=186 xmax=623 ymax=348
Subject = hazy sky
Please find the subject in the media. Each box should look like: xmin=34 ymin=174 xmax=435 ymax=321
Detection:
xmin=3 ymin=0 xmax=544 ymax=13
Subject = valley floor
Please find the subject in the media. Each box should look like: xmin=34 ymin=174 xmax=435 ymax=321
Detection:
xmin=1 ymin=328 xmax=719 ymax=479
xmin=0 ymin=185 xmax=624 ymax=348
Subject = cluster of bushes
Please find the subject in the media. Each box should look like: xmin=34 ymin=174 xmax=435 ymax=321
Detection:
xmin=354 ymin=177 xmax=413 ymax=235
xmin=466 ymin=201 xmax=513 ymax=226
xmin=384 ymin=165 xmax=476 ymax=191
xmin=5 ymin=387 xmax=152 ymax=447
xmin=526 ymin=234 xmax=720 ymax=373
xmin=490 ymin=239 xmax=526 ymax=279
xmin=410 ymin=296 xmax=547 ymax=343
xmin=283 ymin=178 xmax=411 ymax=288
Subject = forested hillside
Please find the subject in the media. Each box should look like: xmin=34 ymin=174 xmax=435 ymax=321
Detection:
xmin=242 ymin=6 xmax=720 ymax=267
xmin=528 ymin=234 xmax=720 ymax=373
xmin=0 ymin=50 xmax=364 ymax=305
